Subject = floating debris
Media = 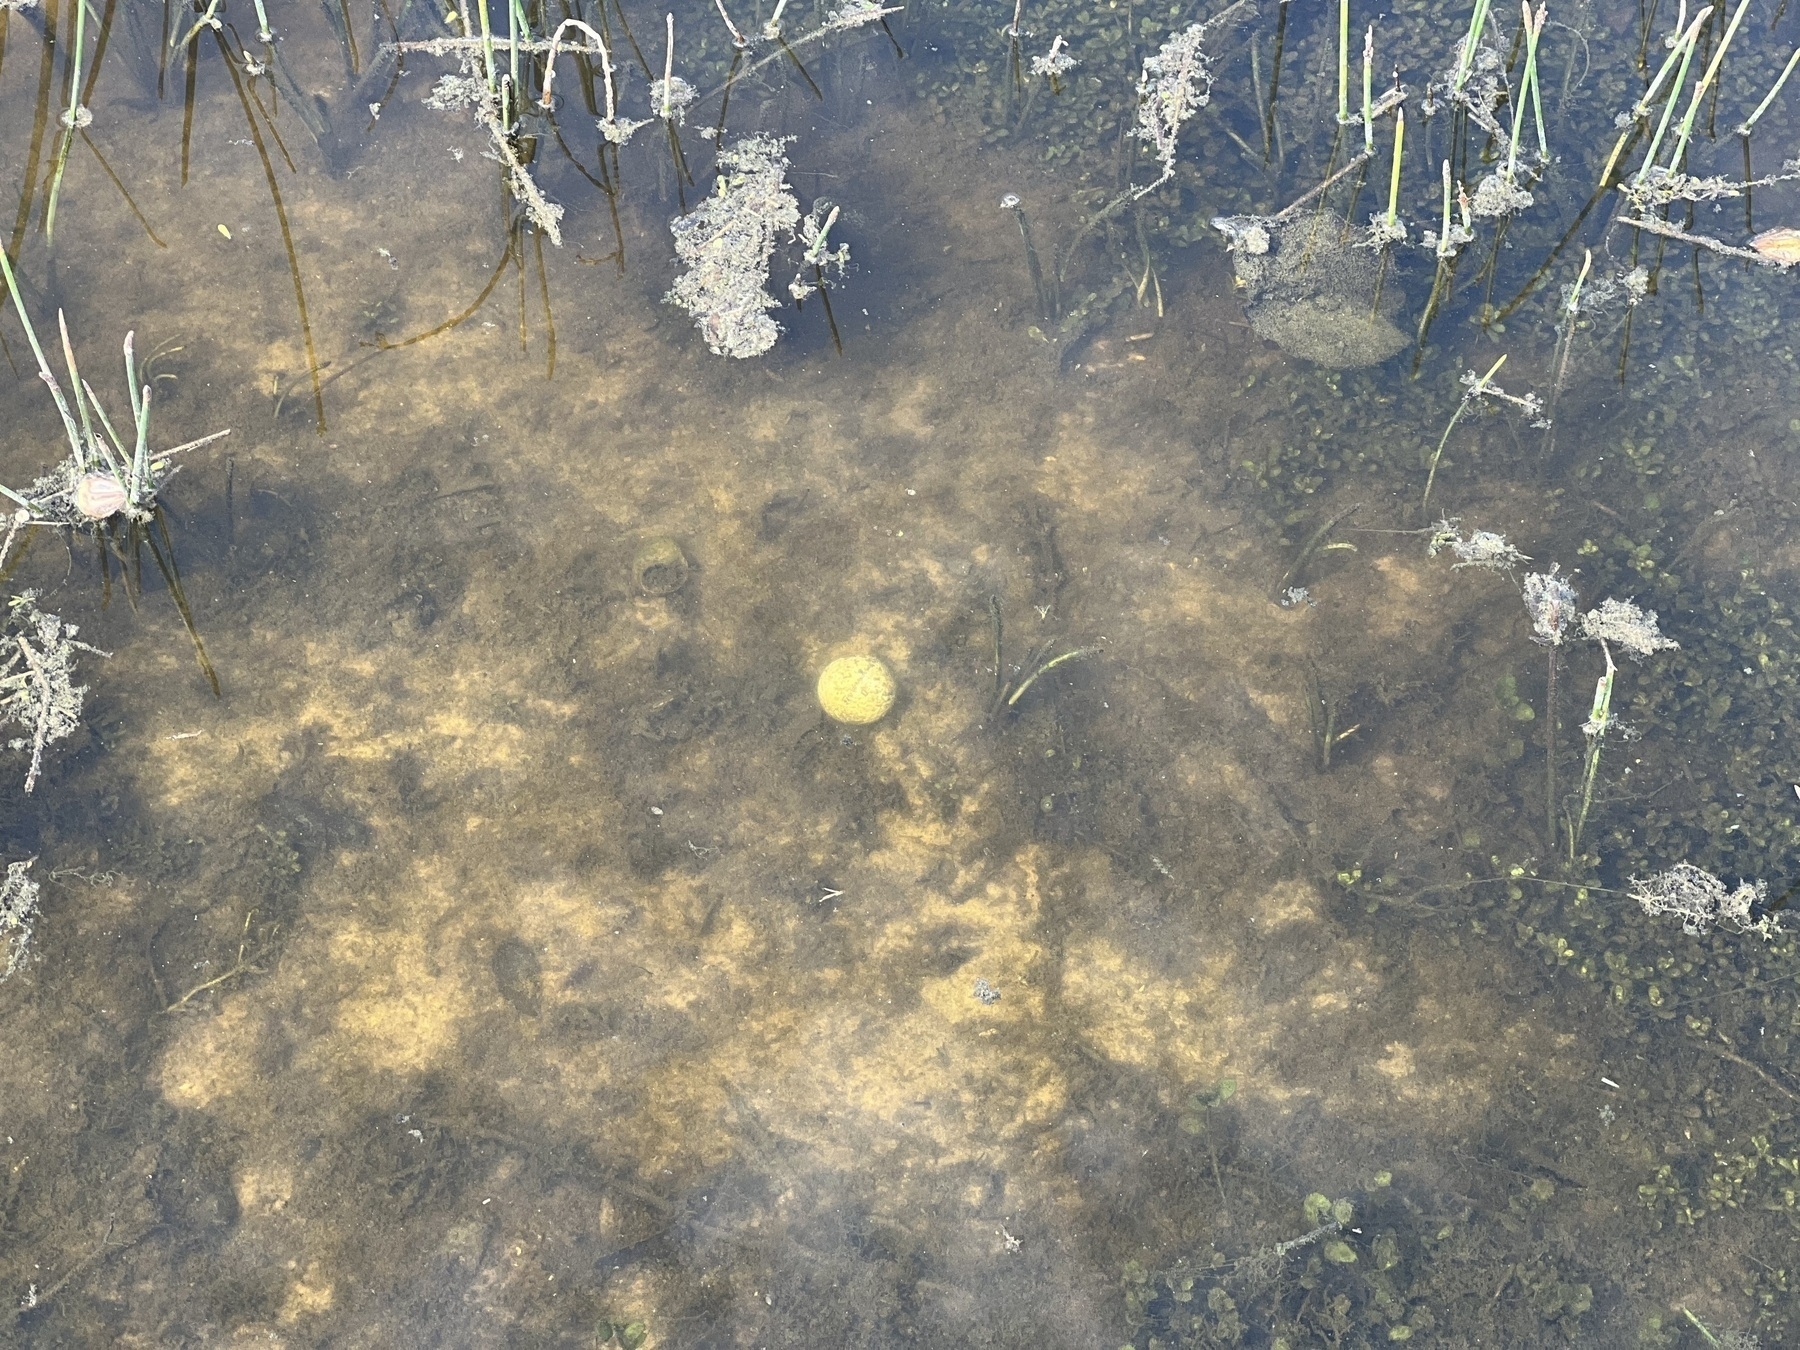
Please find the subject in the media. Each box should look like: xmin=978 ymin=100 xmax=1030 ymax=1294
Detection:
xmin=1630 ymin=863 xmax=1779 ymax=940
xmin=1749 ymin=226 xmax=1800 ymax=265
xmin=1579 ymin=598 xmax=1678 ymax=661
xmin=666 ymin=135 xmax=801 ymax=358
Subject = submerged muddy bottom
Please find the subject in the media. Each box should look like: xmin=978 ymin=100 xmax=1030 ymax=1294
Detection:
xmin=2 ymin=2 xmax=1799 ymax=1346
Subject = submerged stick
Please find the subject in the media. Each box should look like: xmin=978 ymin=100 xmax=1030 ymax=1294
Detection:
xmin=1618 ymin=213 xmax=1786 ymax=263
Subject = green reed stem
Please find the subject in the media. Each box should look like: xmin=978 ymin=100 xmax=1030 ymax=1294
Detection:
xmin=1422 ymin=354 xmax=1506 ymax=514
xmin=1545 ymin=641 xmax=1559 ymax=850
xmin=1569 ymin=644 xmax=1615 ymax=863
xmin=1738 ymin=44 xmax=1800 ymax=135
xmin=1505 ymin=1 xmax=1538 ymax=179
xmin=1544 ymin=246 xmax=1590 ymax=448
xmin=507 ymin=0 xmax=520 ymax=92
xmin=1524 ymin=1 xmax=1547 ymax=158
xmin=54 ymin=311 xmax=97 ymax=471
xmin=44 ymin=0 xmax=88 ymax=244
xmin=475 ymin=0 xmax=498 ymax=93
xmin=0 ymin=248 xmax=83 ymax=457
xmin=1600 ymin=9 xmax=1703 ymax=187
xmin=1635 ymin=11 xmax=1705 ymax=185
xmin=1666 ymin=0 xmax=1751 ymax=171
xmin=1454 ymin=0 xmax=1492 ymax=94
xmin=250 ymin=0 xmax=274 ymax=42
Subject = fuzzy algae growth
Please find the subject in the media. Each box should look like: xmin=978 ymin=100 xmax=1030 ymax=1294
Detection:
xmin=816 ymin=654 xmax=897 ymax=725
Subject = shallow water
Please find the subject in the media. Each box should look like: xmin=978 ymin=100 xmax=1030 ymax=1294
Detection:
xmin=3 ymin=0 xmax=1800 ymax=1345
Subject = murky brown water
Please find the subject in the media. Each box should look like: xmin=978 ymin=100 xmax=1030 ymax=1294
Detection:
xmin=4 ymin=0 xmax=1800 ymax=1345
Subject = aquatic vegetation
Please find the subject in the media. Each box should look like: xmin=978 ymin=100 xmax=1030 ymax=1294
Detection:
xmin=423 ymin=69 xmax=566 ymax=244
xmin=789 ymin=201 xmax=851 ymax=351
xmin=0 ymin=251 xmax=229 ymax=693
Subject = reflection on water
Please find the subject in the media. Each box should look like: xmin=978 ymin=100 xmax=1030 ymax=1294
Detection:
xmin=3 ymin=0 xmax=1800 ymax=1344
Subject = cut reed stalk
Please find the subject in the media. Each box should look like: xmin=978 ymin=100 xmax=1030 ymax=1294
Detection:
xmin=1386 ymin=106 xmax=1405 ymax=228
xmin=1338 ymin=0 xmax=1350 ymax=124
xmin=1438 ymin=156 xmax=1452 ymax=246
xmin=1361 ymin=23 xmax=1374 ymax=153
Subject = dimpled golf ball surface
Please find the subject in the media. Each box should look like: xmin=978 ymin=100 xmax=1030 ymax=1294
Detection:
xmin=816 ymin=656 xmax=896 ymax=725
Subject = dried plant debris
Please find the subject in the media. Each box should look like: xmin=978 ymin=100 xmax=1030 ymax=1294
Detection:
xmin=821 ymin=0 xmax=900 ymax=34
xmin=1030 ymin=36 xmax=1077 ymax=83
xmin=1134 ymin=22 xmax=1217 ymax=193
xmin=1131 ymin=0 xmax=1252 ymax=196
xmin=1427 ymin=519 xmax=1530 ymax=571
xmin=1212 ymin=210 xmax=1406 ymax=368
xmin=1579 ymin=598 xmax=1678 ymax=660
xmin=666 ymin=135 xmax=801 ymax=358
xmin=1522 ymin=566 xmax=1577 ymax=647
xmin=0 ymin=858 xmax=38 ymax=981
xmin=0 ymin=592 xmax=107 ymax=794
xmin=1620 ymin=158 xmax=1800 ymax=212
xmin=1630 ymin=863 xmax=1779 ymax=940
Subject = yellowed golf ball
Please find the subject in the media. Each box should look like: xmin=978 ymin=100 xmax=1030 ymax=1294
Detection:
xmin=816 ymin=655 xmax=896 ymax=725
